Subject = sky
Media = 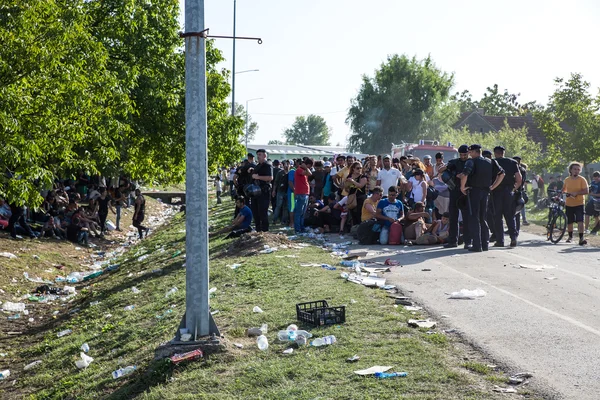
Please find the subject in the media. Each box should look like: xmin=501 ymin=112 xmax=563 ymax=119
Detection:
xmin=179 ymin=0 xmax=600 ymax=147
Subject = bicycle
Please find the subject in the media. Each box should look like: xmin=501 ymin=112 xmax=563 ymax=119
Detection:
xmin=546 ymin=190 xmax=567 ymax=244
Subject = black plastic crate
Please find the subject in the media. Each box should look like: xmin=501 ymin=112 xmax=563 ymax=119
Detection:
xmin=296 ymin=300 xmax=346 ymax=326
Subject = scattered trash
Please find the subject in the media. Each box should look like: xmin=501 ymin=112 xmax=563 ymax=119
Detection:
xmin=137 ymin=255 xmax=149 ymax=262
xmin=350 ymin=299 xmax=357 ymax=304
xmin=170 ymin=349 xmax=203 ymax=364
xmin=282 ymin=348 xmax=294 ymax=355
xmin=443 ymin=329 xmax=458 ymax=334
xmin=260 ymin=324 xmax=269 ymax=334
xmin=384 ymin=259 xmax=400 ymax=266
xmin=24 ymin=360 xmax=42 ymax=370
xmin=404 ymin=306 xmax=422 ymax=311
xmin=165 ymin=287 xmax=178 ymax=298
xmin=112 ymin=365 xmax=137 ymax=379
xmin=90 ymin=301 xmax=100 ymax=306
xmin=7 ymin=314 xmax=21 ymax=320
xmin=257 ymin=335 xmax=269 ymax=351
xmin=390 ymin=296 xmax=413 ymax=306
xmin=509 ymin=372 xmax=533 ymax=385
xmin=374 ymin=371 xmax=408 ymax=379
xmin=75 ymin=352 xmax=94 ymax=369
xmin=518 ymin=264 xmax=554 ymax=271
xmin=252 ymin=306 xmax=264 ymax=313
xmin=545 ymin=277 xmax=557 ymax=280
xmin=321 ymin=264 xmax=337 ymax=270
xmin=421 ymin=268 xmax=431 ymax=272
xmin=408 ymin=319 xmax=437 ymax=329
xmin=131 ymin=287 xmax=141 ymax=294
xmin=361 ymin=266 xmax=391 ymax=274
xmin=0 ymin=252 xmax=17 ymax=259
xmin=310 ymin=335 xmax=336 ymax=347
xmin=346 ymin=355 xmax=360 ymax=362
xmin=233 ymin=343 xmax=244 ymax=349
xmin=57 ymin=329 xmax=73 ymax=337
xmin=354 ymin=366 xmax=393 ymax=376
xmin=124 ymin=305 xmax=135 ymax=311
xmin=0 ymin=370 xmax=10 ymax=380
xmin=381 ymin=285 xmax=396 ymax=290
xmin=296 ymin=300 xmax=345 ymax=326
xmin=81 ymin=343 xmax=90 ymax=353
xmin=229 ymin=263 xmax=242 ymax=270
xmin=493 ymin=386 xmax=517 ymax=393
xmin=448 ymin=289 xmax=486 ymax=299
xmin=246 ymin=327 xmax=263 ymax=337
xmin=180 ymin=333 xmax=192 ymax=342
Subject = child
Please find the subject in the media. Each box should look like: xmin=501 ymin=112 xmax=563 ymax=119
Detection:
xmin=215 ymin=175 xmax=223 ymax=204
xmin=334 ymin=196 xmax=350 ymax=236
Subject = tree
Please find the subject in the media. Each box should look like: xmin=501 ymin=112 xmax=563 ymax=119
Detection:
xmin=346 ymin=54 xmax=456 ymax=154
xmin=534 ymin=73 xmax=600 ymax=171
xmin=439 ymin=123 xmax=543 ymax=172
xmin=283 ymin=115 xmax=331 ymax=145
xmin=235 ymin=103 xmax=259 ymax=143
xmin=452 ymin=85 xmax=541 ymax=116
xmin=268 ymin=140 xmax=284 ymax=145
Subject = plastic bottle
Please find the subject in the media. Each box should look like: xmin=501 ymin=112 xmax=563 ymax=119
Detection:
xmin=256 ymin=335 xmax=269 ymax=351
xmin=112 ymin=365 xmax=137 ymax=379
xmin=2 ymin=302 xmax=25 ymax=312
xmin=55 ymin=276 xmax=66 ymax=283
xmin=0 ymin=370 xmax=10 ymax=380
xmin=24 ymin=360 xmax=42 ymax=370
xmin=165 ymin=287 xmax=178 ymax=298
xmin=131 ymin=287 xmax=141 ymax=294
xmin=57 ymin=329 xmax=73 ymax=337
xmin=260 ymin=324 xmax=268 ymax=334
xmin=277 ymin=330 xmax=297 ymax=342
xmin=374 ymin=372 xmax=408 ymax=379
xmin=7 ymin=314 xmax=21 ymax=320
xmin=310 ymin=335 xmax=336 ymax=347
xmin=340 ymin=260 xmax=359 ymax=267
xmin=124 ymin=305 xmax=135 ymax=311
xmin=81 ymin=343 xmax=90 ymax=353
xmin=286 ymin=324 xmax=298 ymax=331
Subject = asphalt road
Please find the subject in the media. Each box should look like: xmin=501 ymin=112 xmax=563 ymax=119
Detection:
xmin=352 ymin=231 xmax=600 ymax=400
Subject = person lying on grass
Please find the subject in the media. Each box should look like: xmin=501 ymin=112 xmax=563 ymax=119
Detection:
xmin=209 ymin=196 xmax=253 ymax=239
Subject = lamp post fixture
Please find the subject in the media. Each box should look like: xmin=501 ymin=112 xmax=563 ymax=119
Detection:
xmin=231 ymin=0 xmax=237 ymax=116
xmin=245 ymin=97 xmax=263 ymax=153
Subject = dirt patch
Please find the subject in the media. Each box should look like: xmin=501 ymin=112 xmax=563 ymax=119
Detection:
xmin=223 ymin=232 xmax=294 ymax=257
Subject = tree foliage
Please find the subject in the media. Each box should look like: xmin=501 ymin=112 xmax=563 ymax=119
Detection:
xmin=235 ymin=103 xmax=259 ymax=143
xmin=534 ymin=73 xmax=600 ymax=170
xmin=346 ymin=54 xmax=456 ymax=154
xmin=453 ymin=84 xmax=541 ymax=116
xmin=0 ymin=0 xmax=244 ymax=206
xmin=283 ymin=115 xmax=331 ymax=145
xmin=439 ymin=124 xmax=543 ymax=172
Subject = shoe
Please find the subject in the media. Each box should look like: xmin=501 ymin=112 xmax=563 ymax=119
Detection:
xmin=489 ymin=235 xmax=497 ymax=242
xmin=579 ymin=239 xmax=587 ymax=246
xmin=510 ymin=240 xmax=517 ymax=248
xmin=444 ymin=243 xmax=458 ymax=248
xmin=566 ymin=237 xmax=572 ymax=243
xmin=493 ymin=242 xmax=505 ymax=247
xmin=584 ymin=229 xmax=590 ymax=234
xmin=482 ymin=246 xmax=489 ymax=251
xmin=464 ymin=244 xmax=472 ymax=250
xmin=523 ymin=221 xmax=530 ymax=226
xmin=468 ymin=247 xmax=483 ymax=252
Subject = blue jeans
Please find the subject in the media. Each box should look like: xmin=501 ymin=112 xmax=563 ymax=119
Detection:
xmin=273 ymin=191 xmax=287 ymax=224
xmin=294 ymin=194 xmax=309 ymax=233
xmin=116 ymin=205 xmax=122 ymax=229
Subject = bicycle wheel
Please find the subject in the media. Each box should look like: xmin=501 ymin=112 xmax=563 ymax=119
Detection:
xmin=550 ymin=210 xmax=567 ymax=244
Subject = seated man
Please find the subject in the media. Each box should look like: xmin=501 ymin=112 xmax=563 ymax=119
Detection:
xmin=361 ymin=186 xmax=383 ymax=222
xmin=303 ymin=194 xmax=325 ymax=229
xmin=210 ymin=196 xmax=253 ymax=238
xmin=425 ymin=211 xmax=450 ymax=244
xmin=404 ymin=201 xmax=429 ymax=241
xmin=40 ymin=216 xmax=66 ymax=239
xmin=375 ymin=186 xmax=404 ymax=245
xmin=314 ymin=194 xmax=342 ymax=233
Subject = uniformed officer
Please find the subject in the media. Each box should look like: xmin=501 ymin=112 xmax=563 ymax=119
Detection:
xmin=439 ymin=144 xmax=471 ymax=249
xmin=492 ymin=146 xmax=522 ymax=247
xmin=513 ymin=156 xmax=528 ymax=235
xmin=482 ymin=150 xmax=495 ymax=240
xmin=461 ymin=144 xmax=505 ymax=252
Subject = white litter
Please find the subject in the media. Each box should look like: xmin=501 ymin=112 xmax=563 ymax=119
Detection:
xmin=0 ymin=252 xmax=17 ymax=259
xmin=75 ymin=352 xmax=94 ymax=369
xmin=354 ymin=366 xmax=393 ymax=375
xmin=448 ymin=289 xmax=486 ymax=299
xmin=408 ymin=319 xmax=437 ymax=329
xmin=252 ymin=306 xmax=264 ymax=313
xmin=545 ymin=277 xmax=558 ymax=280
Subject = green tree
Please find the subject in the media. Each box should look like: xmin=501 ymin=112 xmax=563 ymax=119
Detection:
xmin=235 ymin=103 xmax=259 ymax=143
xmin=534 ymin=73 xmax=600 ymax=171
xmin=439 ymin=123 xmax=543 ymax=172
xmin=346 ymin=54 xmax=456 ymax=154
xmin=452 ymin=85 xmax=541 ymax=116
xmin=283 ymin=115 xmax=331 ymax=145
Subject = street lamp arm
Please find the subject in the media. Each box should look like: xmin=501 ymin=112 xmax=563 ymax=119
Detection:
xmin=179 ymin=29 xmax=263 ymax=44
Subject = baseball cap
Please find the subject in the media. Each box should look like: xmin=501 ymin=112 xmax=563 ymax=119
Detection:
xmin=323 ymin=161 xmax=332 ymax=167
xmin=383 ymin=155 xmax=391 ymax=160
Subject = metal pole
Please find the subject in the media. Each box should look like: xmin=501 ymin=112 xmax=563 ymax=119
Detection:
xmin=245 ymin=99 xmax=249 ymax=153
xmin=184 ymin=0 xmax=211 ymax=338
xmin=231 ymin=0 xmax=237 ymax=116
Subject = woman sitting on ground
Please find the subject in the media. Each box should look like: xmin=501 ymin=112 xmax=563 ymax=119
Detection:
xmin=403 ymin=201 xmax=430 ymax=242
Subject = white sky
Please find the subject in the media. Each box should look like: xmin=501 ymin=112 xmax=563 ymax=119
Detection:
xmin=179 ymin=0 xmax=600 ymax=147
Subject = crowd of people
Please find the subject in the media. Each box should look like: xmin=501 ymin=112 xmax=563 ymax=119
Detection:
xmin=0 ymin=174 xmax=150 ymax=245
xmin=210 ymin=146 xmax=599 ymax=248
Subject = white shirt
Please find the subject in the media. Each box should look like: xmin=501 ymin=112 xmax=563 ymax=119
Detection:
xmin=531 ymin=179 xmax=538 ymax=190
xmin=408 ymin=177 xmax=427 ymax=203
xmin=377 ymin=168 xmax=402 ymax=193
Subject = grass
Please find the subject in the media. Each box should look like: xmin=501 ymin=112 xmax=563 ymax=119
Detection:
xmin=0 ymin=197 xmax=538 ymax=399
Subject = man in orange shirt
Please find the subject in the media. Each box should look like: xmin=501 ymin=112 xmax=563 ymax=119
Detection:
xmin=423 ymin=155 xmax=434 ymax=179
xmin=562 ymin=162 xmax=589 ymax=245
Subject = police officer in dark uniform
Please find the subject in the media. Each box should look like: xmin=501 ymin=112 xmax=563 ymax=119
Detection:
xmin=482 ymin=150 xmax=496 ymax=241
xmin=492 ymin=146 xmax=522 ymax=247
xmin=461 ymin=144 xmax=505 ymax=252
xmin=440 ymin=144 xmax=471 ymax=248
xmin=250 ymin=149 xmax=273 ymax=232
xmin=513 ymin=156 xmax=528 ymax=235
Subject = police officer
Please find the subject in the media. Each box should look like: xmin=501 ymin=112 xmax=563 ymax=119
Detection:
xmin=482 ymin=150 xmax=495 ymax=240
xmin=250 ymin=149 xmax=273 ymax=232
xmin=513 ymin=156 xmax=528 ymax=235
xmin=439 ymin=144 xmax=471 ymax=249
xmin=461 ymin=144 xmax=505 ymax=252
xmin=492 ymin=146 xmax=522 ymax=247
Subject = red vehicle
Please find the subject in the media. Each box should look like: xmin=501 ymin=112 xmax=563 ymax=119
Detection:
xmin=391 ymin=140 xmax=458 ymax=161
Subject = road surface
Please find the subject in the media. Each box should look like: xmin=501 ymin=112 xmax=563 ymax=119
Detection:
xmin=352 ymin=231 xmax=600 ymax=400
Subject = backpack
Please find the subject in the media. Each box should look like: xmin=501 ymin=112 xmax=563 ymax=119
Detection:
xmin=357 ymin=220 xmax=379 ymax=245
xmin=426 ymin=186 xmax=439 ymax=202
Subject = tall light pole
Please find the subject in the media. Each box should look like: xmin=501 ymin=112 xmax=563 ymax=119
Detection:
xmin=245 ymin=97 xmax=263 ymax=153
xmin=231 ymin=0 xmax=237 ymax=116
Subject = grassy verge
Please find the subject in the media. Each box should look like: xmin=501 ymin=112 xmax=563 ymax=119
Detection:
xmin=1 ymin=198 xmax=529 ymax=399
